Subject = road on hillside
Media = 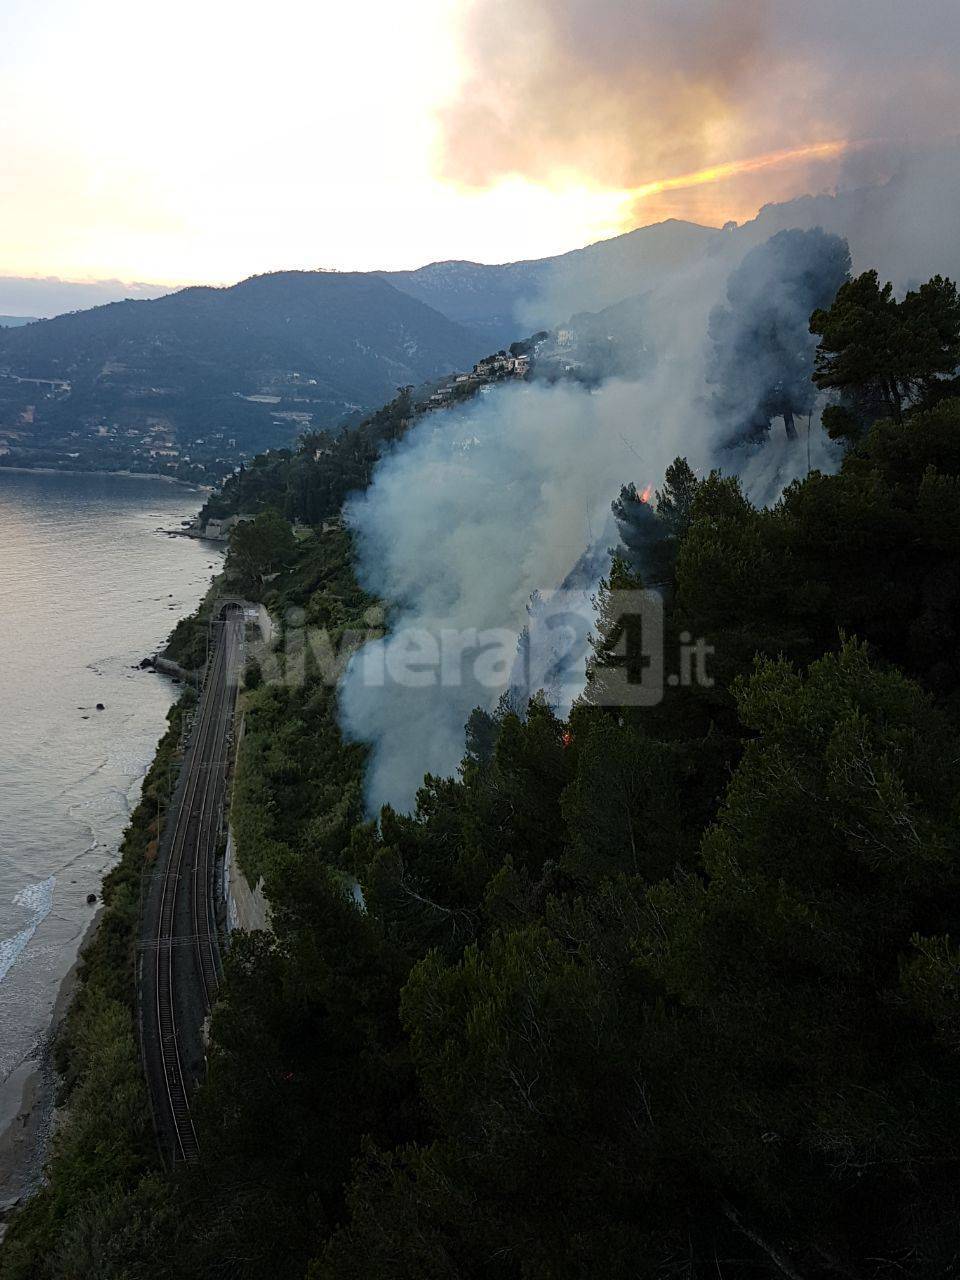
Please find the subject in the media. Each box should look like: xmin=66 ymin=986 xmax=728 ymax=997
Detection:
xmin=139 ymin=606 xmax=243 ymax=1167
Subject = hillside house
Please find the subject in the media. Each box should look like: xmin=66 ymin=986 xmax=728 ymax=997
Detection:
xmin=203 ymin=512 xmax=256 ymax=541
xmin=473 ymin=353 xmax=530 ymax=380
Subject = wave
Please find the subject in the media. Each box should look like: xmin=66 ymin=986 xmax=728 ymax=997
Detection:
xmin=0 ymin=876 xmax=56 ymax=985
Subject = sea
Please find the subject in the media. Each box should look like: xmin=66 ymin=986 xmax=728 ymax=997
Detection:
xmin=0 ymin=469 xmax=220 ymax=1139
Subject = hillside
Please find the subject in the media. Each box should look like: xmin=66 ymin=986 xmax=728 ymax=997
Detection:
xmin=9 ymin=289 xmax=960 ymax=1278
xmin=0 ymin=272 xmax=487 ymax=475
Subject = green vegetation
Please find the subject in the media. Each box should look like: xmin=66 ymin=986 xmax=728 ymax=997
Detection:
xmin=224 ymin=509 xmax=298 ymax=593
xmin=811 ymin=270 xmax=960 ymax=427
xmin=227 ymin=526 xmax=377 ymax=889
xmin=200 ymin=385 xmax=421 ymax=529
xmin=162 ymin=573 xmax=228 ymax=671
xmin=162 ymin=391 xmax=960 ymax=1278
xmin=5 ymin=268 xmax=960 ymax=1279
xmin=311 ymin=399 xmax=960 ymax=1280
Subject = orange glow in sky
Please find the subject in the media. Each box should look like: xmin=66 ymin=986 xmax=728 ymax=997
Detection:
xmin=627 ymin=141 xmax=851 ymax=206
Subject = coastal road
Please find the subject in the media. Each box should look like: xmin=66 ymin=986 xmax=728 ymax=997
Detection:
xmin=139 ymin=606 xmax=243 ymax=1166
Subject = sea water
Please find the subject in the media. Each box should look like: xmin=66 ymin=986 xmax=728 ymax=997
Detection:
xmin=0 ymin=469 xmax=219 ymax=1114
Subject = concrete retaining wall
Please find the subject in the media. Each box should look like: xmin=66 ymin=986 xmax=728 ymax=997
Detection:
xmin=149 ymin=655 xmax=198 ymax=684
xmin=222 ymin=827 xmax=272 ymax=935
xmin=253 ymin=604 xmax=274 ymax=647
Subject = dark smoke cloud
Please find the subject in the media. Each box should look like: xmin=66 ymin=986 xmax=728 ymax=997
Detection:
xmin=442 ymin=0 xmax=960 ymax=200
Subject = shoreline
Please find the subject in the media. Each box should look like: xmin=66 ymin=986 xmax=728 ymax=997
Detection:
xmin=0 ymin=659 xmax=191 ymax=1226
xmin=0 ymin=464 xmax=209 ymax=491
xmin=0 ymin=657 xmax=190 ymax=1220
xmin=0 ymin=514 xmax=215 ymax=1229
xmin=0 ymin=908 xmax=102 ymax=1228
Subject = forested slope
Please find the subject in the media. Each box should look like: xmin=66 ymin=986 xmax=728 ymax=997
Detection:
xmin=197 ymin=393 xmax=960 ymax=1280
xmin=4 ymin=269 xmax=960 ymax=1280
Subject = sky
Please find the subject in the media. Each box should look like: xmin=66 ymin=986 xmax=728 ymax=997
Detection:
xmin=2 ymin=0 xmax=959 ymax=285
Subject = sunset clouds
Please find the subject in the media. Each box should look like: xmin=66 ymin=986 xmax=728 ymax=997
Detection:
xmin=2 ymin=0 xmax=959 ymax=282
xmin=439 ymin=0 xmax=960 ymax=223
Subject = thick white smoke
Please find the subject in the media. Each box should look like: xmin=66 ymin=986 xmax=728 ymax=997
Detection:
xmin=343 ymin=381 xmax=683 ymax=811
xmin=339 ymin=234 xmax=832 ymax=812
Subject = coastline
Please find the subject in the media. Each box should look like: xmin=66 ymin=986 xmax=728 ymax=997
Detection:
xmin=0 ymin=662 xmax=194 ymax=1222
xmin=0 ymin=464 xmax=209 ymax=491
xmin=0 ymin=475 xmax=219 ymax=1257
xmin=0 ymin=908 xmax=102 ymax=1228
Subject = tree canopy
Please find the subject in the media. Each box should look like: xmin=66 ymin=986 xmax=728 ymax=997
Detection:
xmin=811 ymin=270 xmax=960 ymax=424
xmin=225 ymin=509 xmax=297 ymax=591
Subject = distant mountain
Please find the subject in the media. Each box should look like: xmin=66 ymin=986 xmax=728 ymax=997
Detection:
xmin=0 ymin=271 xmax=487 ymax=457
xmin=380 ymin=219 xmax=720 ymax=346
xmin=0 ymin=316 xmax=37 ymax=328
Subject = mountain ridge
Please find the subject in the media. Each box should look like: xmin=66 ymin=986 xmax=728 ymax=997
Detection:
xmin=378 ymin=218 xmax=720 ymax=343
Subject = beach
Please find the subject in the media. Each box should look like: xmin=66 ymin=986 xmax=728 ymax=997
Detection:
xmin=0 ymin=908 xmax=101 ymax=1229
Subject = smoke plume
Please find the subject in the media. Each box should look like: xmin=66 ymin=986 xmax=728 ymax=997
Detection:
xmin=339 ymin=226 xmax=838 ymax=813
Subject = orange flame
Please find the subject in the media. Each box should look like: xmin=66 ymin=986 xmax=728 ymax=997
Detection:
xmin=640 ymin=484 xmax=653 ymax=504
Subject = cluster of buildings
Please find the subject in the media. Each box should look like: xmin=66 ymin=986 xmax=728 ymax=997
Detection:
xmin=0 ymin=387 xmax=246 ymax=482
xmin=427 ymin=350 xmax=532 ymax=407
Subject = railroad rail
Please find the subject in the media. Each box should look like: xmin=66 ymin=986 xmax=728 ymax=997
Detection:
xmin=139 ymin=606 xmax=243 ymax=1166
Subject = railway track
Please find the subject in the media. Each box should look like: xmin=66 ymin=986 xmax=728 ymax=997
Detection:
xmin=140 ymin=607 xmax=242 ymax=1166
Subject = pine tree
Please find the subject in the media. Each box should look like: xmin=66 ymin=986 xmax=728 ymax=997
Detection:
xmin=811 ymin=270 xmax=960 ymax=423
